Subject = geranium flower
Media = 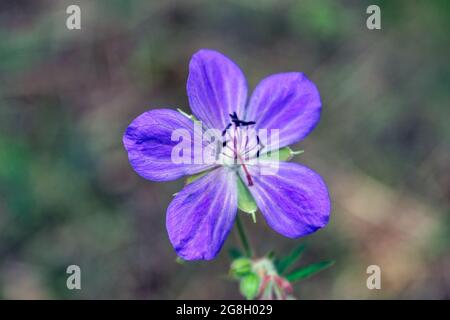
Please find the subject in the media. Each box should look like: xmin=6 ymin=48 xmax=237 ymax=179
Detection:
xmin=123 ymin=49 xmax=330 ymax=260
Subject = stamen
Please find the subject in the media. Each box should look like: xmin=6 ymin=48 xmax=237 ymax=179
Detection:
xmin=233 ymin=127 xmax=237 ymax=160
xmin=220 ymin=112 xmax=259 ymax=186
xmin=244 ymin=127 xmax=249 ymax=148
xmin=222 ymin=123 xmax=231 ymax=136
xmin=239 ymin=156 xmax=254 ymax=186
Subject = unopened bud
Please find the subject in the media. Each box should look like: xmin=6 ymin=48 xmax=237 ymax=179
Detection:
xmin=240 ymin=272 xmax=261 ymax=300
xmin=230 ymin=258 xmax=252 ymax=278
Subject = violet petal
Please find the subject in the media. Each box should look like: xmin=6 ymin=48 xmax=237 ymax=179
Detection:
xmin=167 ymin=167 xmax=238 ymax=260
xmin=245 ymin=72 xmax=321 ymax=150
xmin=242 ymin=161 xmax=330 ymax=238
xmin=123 ymin=109 xmax=214 ymax=182
xmin=187 ymin=49 xmax=248 ymax=130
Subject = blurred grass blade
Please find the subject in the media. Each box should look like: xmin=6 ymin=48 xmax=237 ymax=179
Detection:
xmin=275 ymin=243 xmax=307 ymax=274
xmin=286 ymin=260 xmax=335 ymax=282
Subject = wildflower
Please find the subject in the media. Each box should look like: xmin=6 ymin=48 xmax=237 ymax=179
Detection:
xmin=123 ymin=49 xmax=330 ymax=260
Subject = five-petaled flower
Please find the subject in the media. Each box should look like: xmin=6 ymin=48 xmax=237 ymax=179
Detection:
xmin=123 ymin=49 xmax=331 ymax=260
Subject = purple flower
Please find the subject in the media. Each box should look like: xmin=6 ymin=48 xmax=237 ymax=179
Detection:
xmin=123 ymin=49 xmax=331 ymax=260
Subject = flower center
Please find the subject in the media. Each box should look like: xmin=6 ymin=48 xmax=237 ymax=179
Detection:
xmin=220 ymin=112 xmax=262 ymax=186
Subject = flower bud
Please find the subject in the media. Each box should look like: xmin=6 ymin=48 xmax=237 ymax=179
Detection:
xmin=240 ymin=272 xmax=261 ymax=300
xmin=230 ymin=258 xmax=252 ymax=278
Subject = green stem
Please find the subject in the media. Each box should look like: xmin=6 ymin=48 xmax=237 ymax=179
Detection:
xmin=236 ymin=214 xmax=253 ymax=257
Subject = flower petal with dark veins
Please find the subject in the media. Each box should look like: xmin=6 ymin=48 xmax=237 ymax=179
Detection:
xmin=245 ymin=72 xmax=321 ymax=151
xmin=187 ymin=49 xmax=248 ymax=130
xmin=123 ymin=109 xmax=215 ymax=182
xmin=167 ymin=167 xmax=238 ymax=260
xmin=242 ymin=161 xmax=330 ymax=238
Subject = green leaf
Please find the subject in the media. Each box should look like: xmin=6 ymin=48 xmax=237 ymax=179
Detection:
xmin=240 ymin=273 xmax=260 ymax=300
xmin=259 ymin=147 xmax=304 ymax=162
xmin=275 ymin=243 xmax=307 ymax=274
xmin=237 ymin=176 xmax=257 ymax=215
xmin=286 ymin=260 xmax=335 ymax=282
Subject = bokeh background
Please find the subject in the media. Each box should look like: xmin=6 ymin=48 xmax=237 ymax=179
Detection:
xmin=0 ymin=0 xmax=449 ymax=299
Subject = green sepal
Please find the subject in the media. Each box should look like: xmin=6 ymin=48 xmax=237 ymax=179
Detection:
xmin=285 ymin=260 xmax=335 ymax=283
xmin=239 ymin=272 xmax=260 ymax=300
xmin=185 ymin=170 xmax=209 ymax=184
xmin=177 ymin=108 xmax=198 ymax=121
xmin=237 ymin=177 xmax=258 ymax=219
xmin=259 ymin=147 xmax=304 ymax=162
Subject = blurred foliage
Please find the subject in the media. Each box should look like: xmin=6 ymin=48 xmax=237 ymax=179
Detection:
xmin=0 ymin=0 xmax=449 ymax=299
